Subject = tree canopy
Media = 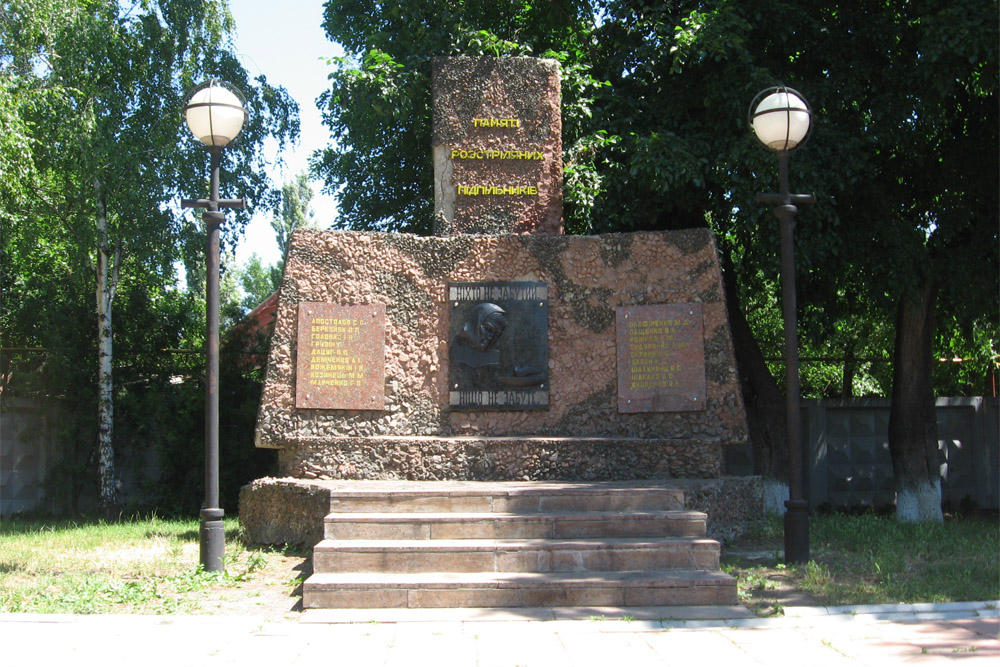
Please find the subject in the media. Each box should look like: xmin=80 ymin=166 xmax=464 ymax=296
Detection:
xmin=311 ymin=0 xmax=997 ymax=396
xmin=271 ymin=171 xmax=318 ymax=261
xmin=0 ymin=0 xmax=298 ymax=513
xmin=312 ymin=0 xmax=998 ymax=518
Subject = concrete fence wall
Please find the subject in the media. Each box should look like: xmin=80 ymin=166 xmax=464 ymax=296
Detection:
xmin=2 ymin=396 xmax=997 ymax=516
xmin=804 ymin=397 xmax=999 ymax=511
xmin=0 ymin=398 xmax=58 ymax=517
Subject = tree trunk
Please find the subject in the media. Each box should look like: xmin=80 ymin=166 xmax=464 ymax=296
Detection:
xmin=842 ymin=343 xmax=855 ymax=397
xmin=95 ymin=179 xmax=119 ymax=519
xmin=721 ymin=246 xmax=789 ymax=510
xmin=888 ymin=279 xmax=942 ymax=523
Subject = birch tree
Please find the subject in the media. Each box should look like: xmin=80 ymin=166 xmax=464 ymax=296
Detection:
xmin=0 ymin=0 xmax=298 ymax=516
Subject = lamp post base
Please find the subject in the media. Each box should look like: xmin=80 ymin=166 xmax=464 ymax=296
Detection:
xmin=784 ymin=499 xmax=810 ymax=564
xmin=200 ymin=507 xmax=225 ymax=572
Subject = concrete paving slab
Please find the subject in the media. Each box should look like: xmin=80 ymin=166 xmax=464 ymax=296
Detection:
xmin=474 ymin=627 xmax=570 ymax=666
xmin=783 ymin=605 xmax=836 ymax=616
xmin=1 ymin=602 xmax=996 ymax=666
xmin=558 ymin=630 xmax=663 ymax=667
xmin=949 ymin=616 xmax=1000 ymax=638
xmin=547 ymin=604 xmax=752 ymax=621
xmin=388 ymin=627 xmax=481 ymax=667
xmin=591 ymin=619 xmax=664 ymax=633
xmin=299 ymin=603 xmax=750 ymax=624
xmin=677 ymin=617 xmax=777 ymax=629
xmin=643 ymin=630 xmax=769 ymax=665
xmin=719 ymin=628 xmax=856 ymax=667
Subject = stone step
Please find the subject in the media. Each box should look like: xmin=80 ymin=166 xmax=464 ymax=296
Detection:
xmin=303 ymin=570 xmax=739 ymax=609
xmin=323 ymin=510 xmax=707 ymax=540
xmin=313 ymin=537 xmax=721 ymax=573
xmin=324 ymin=480 xmax=685 ymax=514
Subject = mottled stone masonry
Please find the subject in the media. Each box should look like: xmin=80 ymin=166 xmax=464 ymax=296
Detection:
xmin=255 ymin=228 xmax=748 ymax=482
xmin=433 ymin=57 xmax=563 ymax=235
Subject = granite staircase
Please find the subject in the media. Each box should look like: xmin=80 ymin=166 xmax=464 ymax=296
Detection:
xmin=302 ymin=481 xmax=737 ymax=609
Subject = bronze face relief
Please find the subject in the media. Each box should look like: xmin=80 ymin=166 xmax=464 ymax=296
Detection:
xmin=448 ymin=282 xmax=548 ymax=410
xmin=457 ymin=302 xmax=507 ymax=353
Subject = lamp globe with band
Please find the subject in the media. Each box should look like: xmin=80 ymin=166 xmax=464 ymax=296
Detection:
xmin=749 ymin=86 xmax=813 ymax=153
xmin=185 ymin=80 xmax=247 ymax=148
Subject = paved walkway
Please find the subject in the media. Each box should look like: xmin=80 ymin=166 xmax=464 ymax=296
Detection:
xmin=1 ymin=602 xmax=996 ymax=666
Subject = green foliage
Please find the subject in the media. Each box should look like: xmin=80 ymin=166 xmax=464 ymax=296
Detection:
xmin=310 ymin=0 xmax=997 ymax=402
xmin=238 ymin=254 xmax=282 ymax=312
xmin=271 ymin=171 xmax=317 ymax=260
xmin=219 ymin=252 xmax=280 ymax=329
xmin=725 ymin=512 xmax=1000 ymax=612
xmin=805 ymin=512 xmax=1000 ymax=604
xmin=111 ymin=329 xmax=275 ymax=516
xmin=0 ymin=0 xmax=295 ymax=514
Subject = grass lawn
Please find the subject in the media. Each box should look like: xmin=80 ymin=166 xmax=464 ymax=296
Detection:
xmin=1 ymin=512 xmax=997 ymax=616
xmin=722 ymin=512 xmax=1000 ymax=615
xmin=0 ymin=516 xmax=308 ymax=615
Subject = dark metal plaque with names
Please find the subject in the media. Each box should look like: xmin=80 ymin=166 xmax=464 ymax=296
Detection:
xmin=448 ymin=282 xmax=548 ymax=410
xmin=616 ymin=304 xmax=706 ymax=413
xmin=296 ymin=303 xmax=385 ymax=410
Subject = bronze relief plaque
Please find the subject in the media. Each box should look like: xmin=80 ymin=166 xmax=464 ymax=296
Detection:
xmin=295 ymin=303 xmax=385 ymax=410
xmin=448 ymin=282 xmax=548 ymax=410
xmin=616 ymin=304 xmax=706 ymax=413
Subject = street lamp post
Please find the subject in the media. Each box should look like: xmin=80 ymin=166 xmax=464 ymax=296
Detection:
xmin=182 ymin=80 xmax=247 ymax=572
xmin=749 ymin=86 xmax=814 ymax=564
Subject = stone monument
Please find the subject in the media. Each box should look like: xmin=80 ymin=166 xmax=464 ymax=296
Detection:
xmin=241 ymin=56 xmax=759 ymax=610
xmin=432 ymin=57 xmax=563 ymax=235
xmin=251 ymin=230 xmax=749 ymax=482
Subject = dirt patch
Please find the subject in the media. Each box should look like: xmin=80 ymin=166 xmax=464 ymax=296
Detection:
xmin=197 ymin=551 xmax=311 ymax=619
xmin=722 ymin=547 xmax=824 ymax=615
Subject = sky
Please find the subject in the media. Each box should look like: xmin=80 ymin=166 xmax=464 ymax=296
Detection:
xmin=228 ymin=0 xmax=343 ymax=268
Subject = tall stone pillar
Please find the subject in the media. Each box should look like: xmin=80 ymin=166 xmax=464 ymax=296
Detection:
xmin=432 ymin=57 xmax=563 ymax=236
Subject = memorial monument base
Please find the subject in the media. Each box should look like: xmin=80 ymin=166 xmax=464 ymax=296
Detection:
xmin=240 ymin=475 xmax=763 ymax=546
xmin=254 ymin=229 xmax=749 ymax=453
xmin=240 ymin=477 xmax=762 ymax=609
xmin=245 ymin=228 xmax=758 ymax=609
xmin=277 ymin=436 xmax=724 ymax=483
xmin=241 ymin=57 xmax=761 ymax=609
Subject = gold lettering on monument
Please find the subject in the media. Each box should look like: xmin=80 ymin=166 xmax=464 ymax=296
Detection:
xmin=456 ymin=185 xmax=539 ymax=196
xmin=450 ymin=149 xmax=544 ymax=160
xmin=295 ymin=303 xmax=385 ymax=411
xmin=472 ymin=118 xmax=520 ymax=128
xmin=627 ymin=318 xmax=688 ymax=389
xmin=307 ymin=317 xmax=365 ymax=388
xmin=452 ymin=118 xmax=543 ymax=197
xmin=616 ymin=304 xmax=706 ymax=413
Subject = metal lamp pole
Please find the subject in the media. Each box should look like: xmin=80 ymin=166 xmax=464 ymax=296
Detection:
xmin=750 ymin=86 xmax=815 ymax=564
xmin=182 ymin=81 xmax=247 ymax=571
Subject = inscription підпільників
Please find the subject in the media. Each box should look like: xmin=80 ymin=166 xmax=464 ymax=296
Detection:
xmin=451 ymin=122 xmax=544 ymax=197
xmin=449 ymin=282 xmax=548 ymax=411
xmin=616 ymin=304 xmax=706 ymax=413
xmin=295 ymin=303 xmax=385 ymax=410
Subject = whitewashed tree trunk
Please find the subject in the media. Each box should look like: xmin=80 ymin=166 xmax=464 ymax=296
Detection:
xmin=763 ymin=480 xmax=790 ymax=515
xmin=95 ymin=178 xmax=120 ymax=517
xmin=888 ymin=281 xmax=943 ymax=523
xmin=896 ymin=479 xmax=944 ymax=523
